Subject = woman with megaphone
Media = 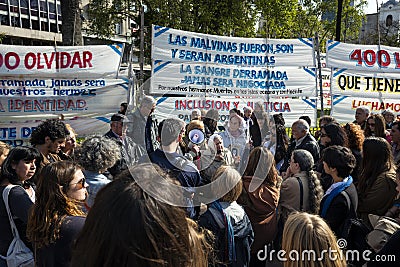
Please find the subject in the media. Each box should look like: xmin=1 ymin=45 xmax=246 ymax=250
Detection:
xmin=181 ymin=120 xmax=207 ymax=163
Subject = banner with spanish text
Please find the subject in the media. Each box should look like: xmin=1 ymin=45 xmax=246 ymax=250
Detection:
xmin=152 ymin=64 xmax=317 ymax=97
xmin=330 ymin=69 xmax=400 ymax=98
xmin=153 ymin=96 xmax=317 ymax=127
xmin=326 ymin=41 xmax=400 ymax=73
xmin=331 ymin=95 xmax=400 ymax=123
xmin=151 ymin=25 xmax=316 ymax=96
xmin=0 ymin=79 xmax=128 ymax=121
xmin=0 ymin=116 xmax=114 ymax=146
xmin=0 ymin=44 xmax=123 ymax=77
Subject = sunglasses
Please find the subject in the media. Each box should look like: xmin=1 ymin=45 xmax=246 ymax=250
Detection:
xmin=368 ymin=123 xmax=375 ymax=126
xmin=70 ymin=177 xmax=86 ymax=189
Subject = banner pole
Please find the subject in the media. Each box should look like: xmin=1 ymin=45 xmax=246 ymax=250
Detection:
xmin=315 ymin=32 xmax=324 ymax=114
xmin=127 ymin=41 xmax=134 ymax=106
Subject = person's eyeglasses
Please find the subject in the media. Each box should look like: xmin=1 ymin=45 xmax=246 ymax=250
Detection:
xmin=70 ymin=177 xmax=86 ymax=189
xmin=368 ymin=123 xmax=375 ymax=126
xmin=320 ymin=133 xmax=328 ymax=137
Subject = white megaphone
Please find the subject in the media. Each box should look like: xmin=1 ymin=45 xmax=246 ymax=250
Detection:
xmin=188 ymin=129 xmax=205 ymax=145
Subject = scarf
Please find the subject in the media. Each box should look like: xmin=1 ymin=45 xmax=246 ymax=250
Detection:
xmin=321 ymin=176 xmax=353 ymax=218
xmin=210 ymin=201 xmax=236 ymax=262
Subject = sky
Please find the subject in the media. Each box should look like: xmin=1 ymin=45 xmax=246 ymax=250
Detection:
xmin=365 ymin=0 xmax=384 ymax=14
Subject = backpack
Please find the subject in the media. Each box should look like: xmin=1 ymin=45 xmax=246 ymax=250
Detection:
xmin=341 ymin=191 xmax=372 ymax=265
xmin=366 ymin=214 xmax=400 ymax=252
xmin=0 ymin=185 xmax=34 ymax=267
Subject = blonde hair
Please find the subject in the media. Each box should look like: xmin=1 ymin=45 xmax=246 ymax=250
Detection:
xmin=187 ymin=218 xmax=214 ymax=267
xmin=282 ymin=212 xmax=346 ymax=267
xmin=211 ymin=166 xmax=242 ymax=203
xmin=187 ymin=119 xmax=205 ymax=132
xmin=65 ymin=124 xmax=77 ymax=136
xmin=0 ymin=141 xmax=10 ymax=157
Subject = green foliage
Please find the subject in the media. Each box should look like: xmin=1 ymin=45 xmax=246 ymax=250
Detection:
xmin=255 ymin=0 xmax=366 ymax=49
xmin=86 ymin=0 xmax=256 ymax=38
xmin=86 ymin=0 xmax=367 ymax=52
xmin=86 ymin=0 xmax=136 ymax=38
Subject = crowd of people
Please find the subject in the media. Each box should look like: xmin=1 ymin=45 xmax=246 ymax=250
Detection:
xmin=0 ymin=97 xmax=400 ymax=267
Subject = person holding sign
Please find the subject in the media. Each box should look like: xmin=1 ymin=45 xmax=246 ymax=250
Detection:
xmin=219 ymin=114 xmax=247 ymax=167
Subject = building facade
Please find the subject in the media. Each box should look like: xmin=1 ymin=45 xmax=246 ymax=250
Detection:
xmin=360 ymin=0 xmax=400 ymax=45
xmin=0 ymin=0 xmax=62 ymax=44
xmin=0 ymin=0 xmax=134 ymax=47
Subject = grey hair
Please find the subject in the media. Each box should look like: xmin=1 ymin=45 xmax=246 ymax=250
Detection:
xmin=192 ymin=108 xmax=201 ymax=116
xmin=292 ymin=149 xmax=323 ymax=213
xmin=357 ymin=105 xmax=370 ymax=115
xmin=160 ymin=118 xmax=185 ymax=146
xmin=382 ymin=109 xmax=394 ymax=116
xmin=292 ymin=149 xmax=314 ymax=171
xmin=208 ymin=134 xmax=223 ymax=152
xmin=77 ymin=135 xmax=121 ymax=173
xmin=293 ymin=119 xmax=309 ymax=132
xmin=140 ymin=95 xmax=156 ymax=108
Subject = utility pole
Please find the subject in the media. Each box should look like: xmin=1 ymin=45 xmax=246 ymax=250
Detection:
xmin=335 ymin=0 xmax=344 ymax=41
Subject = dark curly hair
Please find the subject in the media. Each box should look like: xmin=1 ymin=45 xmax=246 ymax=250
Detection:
xmin=319 ymin=115 xmax=337 ymax=127
xmin=30 ymin=119 xmax=69 ymax=145
xmin=343 ymin=123 xmax=364 ymax=151
xmin=321 ymin=146 xmax=356 ymax=178
xmin=321 ymin=123 xmax=348 ymax=147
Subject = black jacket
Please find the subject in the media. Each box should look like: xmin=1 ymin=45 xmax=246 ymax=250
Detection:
xmin=280 ymin=133 xmax=320 ymax=173
xmin=319 ymin=183 xmax=358 ymax=238
xmin=199 ymin=203 xmax=254 ymax=267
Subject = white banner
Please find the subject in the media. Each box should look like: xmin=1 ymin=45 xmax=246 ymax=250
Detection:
xmin=152 ymin=26 xmax=315 ymax=67
xmin=0 ymin=79 xmax=128 ymax=120
xmin=153 ymin=96 xmax=317 ymax=127
xmin=331 ymin=95 xmax=400 ymax=123
xmin=0 ymin=44 xmax=123 ymax=77
xmin=151 ymin=25 xmax=316 ymax=96
xmin=0 ymin=78 xmax=126 ymax=97
xmin=319 ymin=53 xmax=332 ymax=106
xmin=326 ymin=40 xmax=400 ymax=72
xmin=2 ymin=96 xmax=318 ymax=145
xmin=330 ymin=68 xmax=400 ymax=98
xmin=0 ymin=116 xmax=113 ymax=146
xmin=151 ymin=64 xmax=317 ymax=97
